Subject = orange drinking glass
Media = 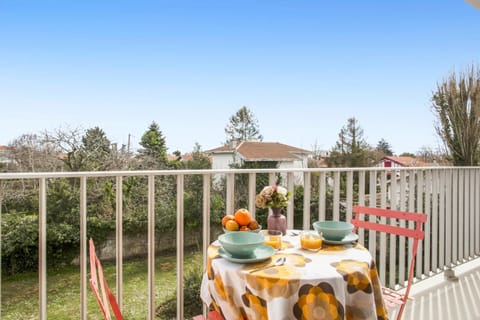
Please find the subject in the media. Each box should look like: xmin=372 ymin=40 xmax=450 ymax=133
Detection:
xmin=300 ymin=231 xmax=322 ymax=251
xmin=264 ymin=230 xmax=282 ymax=250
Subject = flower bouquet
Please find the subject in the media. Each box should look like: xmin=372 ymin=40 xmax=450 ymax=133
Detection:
xmin=255 ymin=185 xmax=291 ymax=209
xmin=255 ymin=185 xmax=291 ymax=235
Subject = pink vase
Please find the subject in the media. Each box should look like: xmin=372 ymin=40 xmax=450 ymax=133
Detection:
xmin=267 ymin=207 xmax=287 ymax=235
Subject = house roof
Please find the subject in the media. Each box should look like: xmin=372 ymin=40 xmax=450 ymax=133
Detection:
xmin=0 ymin=145 xmax=13 ymax=151
xmin=167 ymin=153 xmax=195 ymax=162
xmin=381 ymin=156 xmax=431 ymax=167
xmin=207 ymin=141 xmax=311 ymax=161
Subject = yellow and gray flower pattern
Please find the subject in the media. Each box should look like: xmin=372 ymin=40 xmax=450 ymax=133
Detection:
xmin=201 ymin=235 xmax=389 ymax=320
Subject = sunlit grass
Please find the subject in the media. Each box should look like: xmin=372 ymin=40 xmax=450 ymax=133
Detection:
xmin=2 ymin=251 xmax=202 ymax=320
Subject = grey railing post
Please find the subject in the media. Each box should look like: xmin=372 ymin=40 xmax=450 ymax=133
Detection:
xmin=176 ymin=174 xmax=185 ymax=320
xmin=116 ymin=175 xmax=123 ymax=310
xmin=39 ymin=178 xmax=47 ymax=320
xmin=147 ymin=175 xmax=155 ymax=319
xmin=80 ymin=176 xmax=87 ymax=320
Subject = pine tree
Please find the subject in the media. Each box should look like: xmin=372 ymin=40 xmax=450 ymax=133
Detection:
xmin=138 ymin=121 xmax=168 ymax=168
xmin=376 ymin=138 xmax=393 ymax=156
xmin=79 ymin=127 xmax=112 ymax=171
xmin=328 ymin=117 xmax=372 ymax=167
xmin=224 ymin=106 xmax=263 ymax=144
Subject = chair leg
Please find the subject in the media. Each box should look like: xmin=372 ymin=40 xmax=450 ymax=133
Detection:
xmin=89 ymin=238 xmax=124 ymax=320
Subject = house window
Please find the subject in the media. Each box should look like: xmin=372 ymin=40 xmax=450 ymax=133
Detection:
xmin=384 ymin=160 xmax=392 ymax=168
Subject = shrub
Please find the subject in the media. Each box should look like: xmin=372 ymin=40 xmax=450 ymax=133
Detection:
xmin=1 ymin=213 xmax=38 ymax=274
xmin=1 ymin=213 xmax=80 ymax=275
xmin=155 ymin=259 xmax=203 ymax=319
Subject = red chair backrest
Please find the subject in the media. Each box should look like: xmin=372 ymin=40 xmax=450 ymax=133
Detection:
xmin=89 ymin=238 xmax=124 ymax=320
xmin=351 ymin=206 xmax=427 ymax=240
xmin=351 ymin=206 xmax=427 ymax=320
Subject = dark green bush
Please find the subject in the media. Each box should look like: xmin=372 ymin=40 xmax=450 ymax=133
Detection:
xmin=155 ymin=259 xmax=204 ymax=319
xmin=1 ymin=213 xmax=38 ymax=274
xmin=1 ymin=213 xmax=80 ymax=275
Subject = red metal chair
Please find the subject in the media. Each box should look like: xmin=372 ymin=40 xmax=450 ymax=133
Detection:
xmin=351 ymin=206 xmax=427 ymax=320
xmin=193 ymin=310 xmax=224 ymax=320
xmin=89 ymin=238 xmax=124 ymax=320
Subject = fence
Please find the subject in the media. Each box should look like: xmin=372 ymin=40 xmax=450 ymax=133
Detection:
xmin=1 ymin=166 xmax=479 ymax=319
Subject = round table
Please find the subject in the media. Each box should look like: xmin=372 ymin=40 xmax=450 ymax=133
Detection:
xmin=200 ymin=230 xmax=389 ymax=320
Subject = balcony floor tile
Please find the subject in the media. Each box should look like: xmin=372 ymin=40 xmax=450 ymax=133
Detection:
xmin=397 ymin=257 xmax=480 ymax=320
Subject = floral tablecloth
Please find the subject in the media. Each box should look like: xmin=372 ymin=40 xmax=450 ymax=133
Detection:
xmin=200 ymin=231 xmax=389 ymax=320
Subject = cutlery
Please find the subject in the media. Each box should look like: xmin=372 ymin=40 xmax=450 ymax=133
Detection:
xmin=249 ymin=256 xmax=286 ymax=273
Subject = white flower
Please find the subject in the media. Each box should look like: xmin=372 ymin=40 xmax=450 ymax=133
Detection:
xmin=276 ymin=186 xmax=287 ymax=196
xmin=261 ymin=186 xmax=273 ymax=194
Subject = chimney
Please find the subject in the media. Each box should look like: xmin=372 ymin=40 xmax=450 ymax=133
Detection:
xmin=230 ymin=140 xmax=240 ymax=148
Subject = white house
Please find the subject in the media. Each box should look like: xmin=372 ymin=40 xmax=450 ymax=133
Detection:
xmin=377 ymin=155 xmax=431 ymax=169
xmin=207 ymin=141 xmax=311 ymax=184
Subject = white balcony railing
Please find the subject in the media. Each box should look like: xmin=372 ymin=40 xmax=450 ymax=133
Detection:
xmin=1 ymin=166 xmax=479 ymax=319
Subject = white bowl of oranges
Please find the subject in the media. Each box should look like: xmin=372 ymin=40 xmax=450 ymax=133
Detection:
xmin=222 ymin=208 xmax=261 ymax=233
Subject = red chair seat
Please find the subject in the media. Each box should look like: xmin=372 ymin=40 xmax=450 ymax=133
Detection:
xmin=193 ymin=310 xmax=224 ymax=320
xmin=382 ymin=286 xmax=408 ymax=308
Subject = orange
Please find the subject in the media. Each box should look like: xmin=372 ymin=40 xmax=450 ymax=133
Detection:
xmin=247 ymin=219 xmax=259 ymax=230
xmin=239 ymin=226 xmax=250 ymax=231
xmin=221 ymin=214 xmax=235 ymax=227
xmin=225 ymin=220 xmax=240 ymax=231
xmin=234 ymin=208 xmax=252 ymax=226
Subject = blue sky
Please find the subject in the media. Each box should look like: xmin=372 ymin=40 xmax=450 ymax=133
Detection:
xmin=1 ymin=1 xmax=479 ymax=155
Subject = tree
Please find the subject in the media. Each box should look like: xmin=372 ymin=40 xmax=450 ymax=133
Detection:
xmin=43 ymin=126 xmax=85 ymax=171
xmin=44 ymin=126 xmax=132 ymax=171
xmin=137 ymin=121 xmax=168 ymax=169
xmin=327 ymin=117 xmax=372 ymax=167
xmin=224 ymin=106 xmax=263 ymax=144
xmin=376 ymin=138 xmax=393 ymax=156
xmin=416 ymin=146 xmax=448 ymax=165
xmin=399 ymin=152 xmax=415 ymax=157
xmin=181 ymin=143 xmax=219 ymax=229
xmin=78 ymin=127 xmax=112 ymax=171
xmin=186 ymin=143 xmax=212 ymax=169
xmin=432 ymin=65 xmax=480 ymax=166
xmin=2 ymin=134 xmax=62 ymax=215
xmin=9 ymin=133 xmax=64 ymax=172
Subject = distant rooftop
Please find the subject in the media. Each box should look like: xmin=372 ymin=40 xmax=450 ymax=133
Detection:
xmin=380 ymin=155 xmax=437 ymax=167
xmin=207 ymin=141 xmax=311 ymax=162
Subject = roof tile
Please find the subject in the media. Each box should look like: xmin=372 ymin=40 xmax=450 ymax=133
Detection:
xmin=208 ymin=141 xmax=310 ymax=161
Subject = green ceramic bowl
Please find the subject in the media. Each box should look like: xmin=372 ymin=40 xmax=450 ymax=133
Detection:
xmin=218 ymin=231 xmax=264 ymax=258
xmin=313 ymin=220 xmax=354 ymax=241
xmin=222 ymin=225 xmax=262 ymax=233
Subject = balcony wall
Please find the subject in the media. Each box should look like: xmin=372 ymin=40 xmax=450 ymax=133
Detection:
xmin=1 ymin=166 xmax=479 ymax=319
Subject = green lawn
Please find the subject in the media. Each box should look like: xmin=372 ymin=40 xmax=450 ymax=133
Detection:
xmin=2 ymin=251 xmax=203 ymax=320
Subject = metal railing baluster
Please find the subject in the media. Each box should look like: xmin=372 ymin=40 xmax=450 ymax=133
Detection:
xmin=80 ymin=176 xmax=87 ymax=320
xmin=0 ymin=167 xmax=478 ymax=318
xmin=39 ymin=178 xmax=47 ymax=320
